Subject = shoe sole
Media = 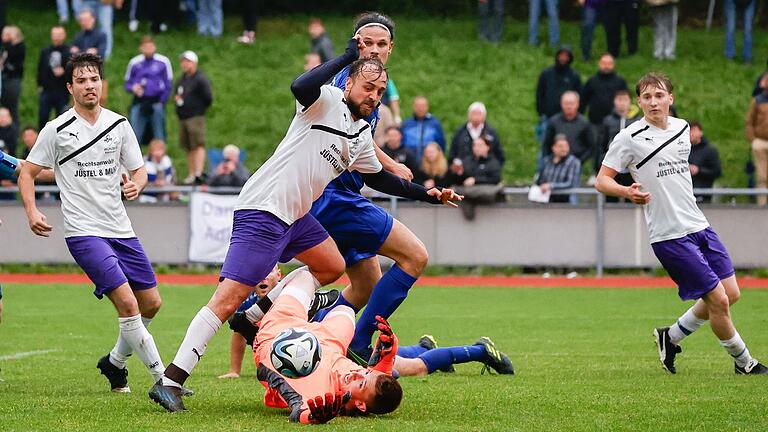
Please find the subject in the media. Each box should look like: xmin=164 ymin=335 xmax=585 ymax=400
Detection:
xmin=652 ymin=328 xmax=674 ymax=374
xmin=112 ymin=387 xmax=131 ymax=393
xmin=149 ymin=390 xmax=187 ymax=413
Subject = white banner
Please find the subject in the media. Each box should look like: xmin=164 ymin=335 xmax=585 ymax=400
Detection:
xmin=188 ymin=192 xmax=238 ymax=263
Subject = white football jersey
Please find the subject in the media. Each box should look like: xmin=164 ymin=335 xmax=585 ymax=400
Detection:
xmin=236 ymin=85 xmax=382 ymax=224
xmin=27 ymin=108 xmax=144 ymax=238
xmin=602 ymin=116 xmax=709 ymax=243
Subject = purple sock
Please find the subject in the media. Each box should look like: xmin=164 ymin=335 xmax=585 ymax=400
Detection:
xmin=311 ymin=292 xmax=359 ymax=322
xmin=396 ymin=344 xmax=429 ymax=359
xmin=418 ymin=345 xmax=486 ymax=374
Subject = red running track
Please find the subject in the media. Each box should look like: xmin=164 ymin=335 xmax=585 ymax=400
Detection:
xmin=4 ymin=273 xmax=768 ymax=289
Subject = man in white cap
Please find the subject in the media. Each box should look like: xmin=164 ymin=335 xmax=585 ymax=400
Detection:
xmin=174 ymin=50 xmax=213 ymax=184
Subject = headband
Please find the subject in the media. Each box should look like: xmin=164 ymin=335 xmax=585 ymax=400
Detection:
xmin=354 ymin=23 xmax=392 ymax=37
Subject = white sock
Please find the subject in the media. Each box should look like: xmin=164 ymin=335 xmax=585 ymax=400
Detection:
xmin=720 ymin=332 xmax=753 ymax=368
xmin=109 ymin=315 xmax=156 ymax=369
xmin=118 ymin=314 xmax=166 ymax=381
xmin=668 ymin=307 xmax=707 ymax=345
xmin=162 ymin=306 xmax=221 ymax=387
xmin=244 ymin=266 xmax=317 ymax=324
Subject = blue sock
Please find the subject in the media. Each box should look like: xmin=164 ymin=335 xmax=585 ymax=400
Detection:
xmin=311 ymin=292 xmax=359 ymax=322
xmin=418 ymin=345 xmax=487 ymax=374
xmin=350 ymin=265 xmax=417 ymax=353
xmin=396 ymin=344 xmax=429 ymax=359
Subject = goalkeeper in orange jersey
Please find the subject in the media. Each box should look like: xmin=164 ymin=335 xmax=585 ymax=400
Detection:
xmin=253 ymin=267 xmax=402 ymax=424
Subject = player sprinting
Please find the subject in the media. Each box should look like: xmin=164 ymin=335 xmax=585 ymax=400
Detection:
xmin=596 ymin=72 xmax=767 ymax=375
xmin=253 ymin=269 xmax=402 ymax=424
xmin=149 ymin=38 xmax=460 ymax=412
xmin=18 ymin=53 xmax=170 ymax=392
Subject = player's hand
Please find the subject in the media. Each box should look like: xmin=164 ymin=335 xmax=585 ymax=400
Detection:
xmin=122 ymin=173 xmax=139 ymax=200
xmin=353 ymin=34 xmax=365 ymax=52
xmin=368 ymin=315 xmax=399 ymax=371
xmin=389 ymin=162 xmax=413 ymax=181
xmin=303 ymin=391 xmax=350 ymax=424
xmin=27 ymin=208 xmax=53 ymax=237
xmin=625 ymin=183 xmax=651 ymax=205
xmin=427 ymin=188 xmax=463 ymax=208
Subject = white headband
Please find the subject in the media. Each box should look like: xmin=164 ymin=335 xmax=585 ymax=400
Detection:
xmin=355 ymin=23 xmax=392 ymax=37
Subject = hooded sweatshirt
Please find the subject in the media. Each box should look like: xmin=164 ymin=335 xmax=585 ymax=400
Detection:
xmin=536 ymin=46 xmax=582 ymax=118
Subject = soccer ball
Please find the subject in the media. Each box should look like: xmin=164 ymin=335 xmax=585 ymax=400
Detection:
xmin=270 ymin=328 xmax=322 ymax=379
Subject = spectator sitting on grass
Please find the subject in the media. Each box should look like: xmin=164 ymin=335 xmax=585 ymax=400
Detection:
xmin=415 ymin=142 xmax=450 ymax=189
xmin=543 ymin=90 xmax=595 ymax=169
xmin=449 ymin=101 xmax=504 ymax=179
xmin=401 ymin=95 xmax=446 ymax=161
xmin=535 ymin=134 xmax=581 ymax=204
xmin=688 ymin=121 xmax=722 ymax=204
xmin=308 ymin=18 xmax=334 ymax=63
xmin=143 ymin=138 xmax=177 ymax=202
xmin=0 ymin=108 xmax=18 ymax=157
xmin=208 ymin=144 xmax=250 ymax=187
xmin=381 ymin=126 xmax=418 ymax=175
xmin=454 ymin=135 xmax=503 ymax=220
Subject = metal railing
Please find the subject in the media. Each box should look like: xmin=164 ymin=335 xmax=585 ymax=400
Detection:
xmin=2 ymin=185 xmax=767 ymax=276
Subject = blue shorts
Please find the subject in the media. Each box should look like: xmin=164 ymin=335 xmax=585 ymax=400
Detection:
xmin=310 ymin=189 xmax=394 ymax=267
xmin=220 ymin=209 xmax=329 ymax=287
xmin=651 ymin=227 xmax=736 ymax=301
xmin=65 ymin=236 xmax=157 ymax=299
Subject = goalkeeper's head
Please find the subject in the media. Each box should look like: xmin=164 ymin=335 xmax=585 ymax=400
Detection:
xmin=341 ymin=369 xmax=403 ymax=416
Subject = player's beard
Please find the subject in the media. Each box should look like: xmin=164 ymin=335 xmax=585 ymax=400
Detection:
xmin=347 ymin=98 xmax=375 ymax=120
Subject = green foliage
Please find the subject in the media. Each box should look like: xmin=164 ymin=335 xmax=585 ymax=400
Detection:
xmin=8 ymin=7 xmax=764 ymax=187
xmin=2 ymin=283 xmax=768 ymax=431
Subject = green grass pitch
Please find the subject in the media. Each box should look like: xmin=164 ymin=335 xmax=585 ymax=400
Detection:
xmin=1 ymin=283 xmax=768 ymax=431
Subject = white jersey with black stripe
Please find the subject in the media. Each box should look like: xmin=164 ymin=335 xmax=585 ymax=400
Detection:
xmin=602 ymin=116 xmax=709 ymax=243
xmin=235 ymin=85 xmax=382 ymax=225
xmin=26 ymin=107 xmax=144 ymax=238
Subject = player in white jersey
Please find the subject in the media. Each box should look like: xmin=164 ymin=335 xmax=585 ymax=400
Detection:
xmin=18 ymin=53 xmax=172 ymax=392
xmin=149 ymin=38 xmax=460 ymax=413
xmin=596 ymin=72 xmax=767 ymax=375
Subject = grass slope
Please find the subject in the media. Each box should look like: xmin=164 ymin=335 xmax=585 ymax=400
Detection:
xmin=1 ymin=284 xmax=768 ymax=431
xmin=7 ymin=7 xmax=767 ymax=186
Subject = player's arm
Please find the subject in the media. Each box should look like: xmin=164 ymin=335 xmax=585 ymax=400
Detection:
xmin=290 ymin=37 xmax=363 ymax=108
xmin=122 ymin=166 xmax=148 ymax=201
xmin=18 ymin=160 xmax=53 ymax=237
xmin=373 ymin=144 xmax=412 ymax=180
xmin=360 ymin=169 xmax=463 ymax=208
xmin=595 ymin=165 xmax=650 ymax=204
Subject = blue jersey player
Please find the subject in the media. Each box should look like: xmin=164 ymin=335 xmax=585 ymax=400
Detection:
xmin=310 ymin=13 xmax=456 ymax=358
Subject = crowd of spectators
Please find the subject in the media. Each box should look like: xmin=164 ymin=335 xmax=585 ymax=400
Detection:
xmin=1 ymin=3 xmax=765 ymax=214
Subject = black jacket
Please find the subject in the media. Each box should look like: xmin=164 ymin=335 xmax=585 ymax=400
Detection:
xmin=1 ymin=42 xmax=25 ymax=80
xmin=543 ymin=112 xmax=596 ymax=163
xmin=382 ymin=144 xmax=419 ymax=174
xmin=581 ymin=71 xmax=627 ymax=124
xmin=448 ymin=122 xmax=505 ymax=166
xmin=688 ymin=137 xmax=722 ymax=189
xmin=461 ymin=154 xmax=502 ymax=185
xmin=0 ymin=125 xmax=18 ymax=157
xmin=310 ymin=33 xmax=335 ymax=63
xmin=175 ymin=70 xmax=213 ymax=120
xmin=37 ymin=44 xmax=71 ymax=92
xmin=536 ymin=47 xmax=582 ymax=118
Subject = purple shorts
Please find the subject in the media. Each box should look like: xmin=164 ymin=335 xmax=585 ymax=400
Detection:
xmin=219 ymin=209 xmax=330 ymax=287
xmin=651 ymin=227 xmax=735 ymax=301
xmin=65 ymin=236 xmax=157 ymax=299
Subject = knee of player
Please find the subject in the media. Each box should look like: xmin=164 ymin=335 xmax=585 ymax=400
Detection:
xmin=727 ymin=289 xmax=740 ymax=306
xmin=707 ymin=293 xmax=731 ymax=315
xmin=403 ymin=242 xmax=429 ymax=275
xmin=143 ymin=296 xmax=163 ymax=317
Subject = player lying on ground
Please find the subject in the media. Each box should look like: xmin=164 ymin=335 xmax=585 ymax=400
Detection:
xmin=254 ymin=267 xmax=402 ymax=424
xmin=232 ymin=296 xmax=514 ymax=377
xmin=18 ymin=53 xmax=177 ymax=393
xmin=595 ymin=72 xmax=767 ymax=375
xmin=150 ymin=39 xmax=460 ymax=412
xmin=219 ymin=265 xmax=339 ymax=379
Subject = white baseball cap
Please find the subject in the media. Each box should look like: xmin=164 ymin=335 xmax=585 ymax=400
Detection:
xmin=180 ymin=50 xmax=198 ymax=63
